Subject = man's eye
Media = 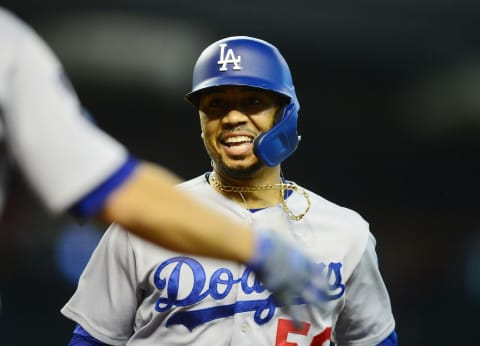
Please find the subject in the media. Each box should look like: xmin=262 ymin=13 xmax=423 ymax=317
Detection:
xmin=244 ymin=97 xmax=262 ymax=106
xmin=200 ymin=98 xmax=229 ymax=117
xmin=240 ymin=97 xmax=269 ymax=113
xmin=208 ymin=99 xmax=226 ymax=108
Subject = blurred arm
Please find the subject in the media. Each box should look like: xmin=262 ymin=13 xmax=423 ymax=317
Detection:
xmin=1 ymin=7 xmax=255 ymax=264
xmin=98 ymin=162 xmax=254 ymax=263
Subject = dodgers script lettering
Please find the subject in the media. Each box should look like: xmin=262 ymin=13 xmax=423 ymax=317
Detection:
xmin=153 ymin=257 xmax=345 ymax=331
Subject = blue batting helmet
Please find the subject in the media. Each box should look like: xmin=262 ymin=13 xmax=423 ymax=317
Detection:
xmin=185 ymin=36 xmax=301 ymax=167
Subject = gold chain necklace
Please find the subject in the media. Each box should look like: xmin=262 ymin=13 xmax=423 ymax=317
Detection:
xmin=209 ymin=174 xmax=311 ymax=221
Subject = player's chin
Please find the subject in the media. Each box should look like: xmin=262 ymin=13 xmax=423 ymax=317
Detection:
xmin=219 ymin=157 xmax=263 ymax=179
xmin=223 ymin=153 xmax=258 ymax=167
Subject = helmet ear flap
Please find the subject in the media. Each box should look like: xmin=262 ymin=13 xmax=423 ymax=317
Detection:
xmin=253 ymin=103 xmax=300 ymax=167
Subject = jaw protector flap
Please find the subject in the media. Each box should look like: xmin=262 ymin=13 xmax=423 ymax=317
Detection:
xmin=253 ymin=103 xmax=300 ymax=167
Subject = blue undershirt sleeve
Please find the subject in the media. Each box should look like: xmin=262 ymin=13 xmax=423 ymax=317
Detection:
xmin=71 ymin=157 xmax=138 ymax=218
xmin=67 ymin=324 xmax=112 ymax=346
xmin=376 ymin=330 xmax=398 ymax=345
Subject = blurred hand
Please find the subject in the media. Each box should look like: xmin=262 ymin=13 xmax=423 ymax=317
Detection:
xmin=247 ymin=229 xmax=338 ymax=322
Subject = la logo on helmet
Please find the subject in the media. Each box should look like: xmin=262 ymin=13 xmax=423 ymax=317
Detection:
xmin=217 ymin=43 xmax=242 ymax=71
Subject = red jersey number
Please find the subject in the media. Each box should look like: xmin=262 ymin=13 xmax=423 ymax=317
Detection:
xmin=275 ymin=318 xmax=332 ymax=346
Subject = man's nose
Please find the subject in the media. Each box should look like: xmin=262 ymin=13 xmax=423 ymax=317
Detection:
xmin=221 ymin=108 xmax=249 ymax=124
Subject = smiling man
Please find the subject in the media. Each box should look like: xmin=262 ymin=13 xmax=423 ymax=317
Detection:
xmin=62 ymin=36 xmax=398 ymax=346
xmin=198 ymin=85 xmax=285 ymax=178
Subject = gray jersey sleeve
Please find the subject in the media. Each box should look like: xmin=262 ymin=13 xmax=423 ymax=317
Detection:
xmin=61 ymin=224 xmax=139 ymax=345
xmin=0 ymin=8 xmax=127 ymax=215
xmin=332 ymin=233 xmax=396 ymax=346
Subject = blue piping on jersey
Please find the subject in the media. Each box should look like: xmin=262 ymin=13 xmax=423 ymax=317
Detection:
xmin=72 ymin=157 xmax=138 ymax=218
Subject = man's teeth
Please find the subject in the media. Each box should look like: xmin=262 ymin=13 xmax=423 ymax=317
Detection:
xmin=225 ymin=136 xmax=252 ymax=144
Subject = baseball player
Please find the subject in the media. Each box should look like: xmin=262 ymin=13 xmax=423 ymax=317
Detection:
xmin=61 ymin=36 xmax=398 ymax=345
xmin=0 ymin=7 xmax=329 ymax=317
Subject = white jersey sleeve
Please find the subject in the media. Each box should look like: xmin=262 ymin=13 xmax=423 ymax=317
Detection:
xmin=0 ymin=7 xmax=128 ymax=214
xmin=61 ymin=224 xmax=138 ymax=345
xmin=332 ymin=233 xmax=396 ymax=345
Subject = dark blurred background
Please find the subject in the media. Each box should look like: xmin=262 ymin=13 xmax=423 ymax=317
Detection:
xmin=0 ymin=1 xmax=479 ymax=345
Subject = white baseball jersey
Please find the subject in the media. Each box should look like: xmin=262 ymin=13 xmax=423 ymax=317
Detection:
xmin=0 ymin=7 xmax=128 ymax=216
xmin=61 ymin=174 xmax=396 ymax=346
